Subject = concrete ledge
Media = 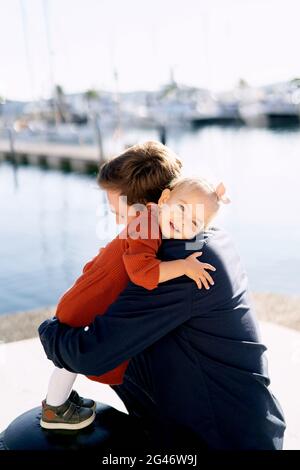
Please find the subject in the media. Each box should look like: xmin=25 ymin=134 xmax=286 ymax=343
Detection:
xmin=252 ymin=292 xmax=300 ymax=330
xmin=0 ymin=306 xmax=56 ymax=343
xmin=0 ymin=321 xmax=299 ymax=449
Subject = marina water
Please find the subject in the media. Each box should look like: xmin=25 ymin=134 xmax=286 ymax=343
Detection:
xmin=0 ymin=125 xmax=299 ymax=315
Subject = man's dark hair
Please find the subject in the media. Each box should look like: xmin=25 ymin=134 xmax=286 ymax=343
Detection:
xmin=97 ymin=140 xmax=183 ymax=205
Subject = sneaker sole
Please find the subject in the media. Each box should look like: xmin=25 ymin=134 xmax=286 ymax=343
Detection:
xmin=40 ymin=411 xmax=96 ymax=430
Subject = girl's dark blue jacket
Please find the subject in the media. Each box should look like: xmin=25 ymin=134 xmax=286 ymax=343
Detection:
xmin=39 ymin=227 xmax=286 ymax=449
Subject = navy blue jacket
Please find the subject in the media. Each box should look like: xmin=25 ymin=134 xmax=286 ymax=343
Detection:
xmin=38 ymin=227 xmax=286 ymax=449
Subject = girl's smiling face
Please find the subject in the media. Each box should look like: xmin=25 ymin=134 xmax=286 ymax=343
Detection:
xmin=158 ymin=188 xmax=204 ymax=240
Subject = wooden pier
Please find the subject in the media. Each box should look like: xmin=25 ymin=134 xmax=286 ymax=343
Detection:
xmin=0 ymin=139 xmax=106 ymax=173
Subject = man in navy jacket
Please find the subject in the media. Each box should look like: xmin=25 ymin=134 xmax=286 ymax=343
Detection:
xmin=38 ymin=227 xmax=286 ymax=449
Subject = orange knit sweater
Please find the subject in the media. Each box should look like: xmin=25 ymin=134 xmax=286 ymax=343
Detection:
xmin=55 ymin=204 xmax=162 ymax=385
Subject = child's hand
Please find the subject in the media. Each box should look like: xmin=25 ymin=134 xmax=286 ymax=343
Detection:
xmin=184 ymin=252 xmax=216 ymax=289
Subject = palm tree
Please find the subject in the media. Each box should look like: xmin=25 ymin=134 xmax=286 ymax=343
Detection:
xmin=84 ymin=89 xmax=104 ymax=163
xmin=84 ymin=89 xmax=100 ymax=115
xmin=54 ymin=84 xmax=68 ymax=123
xmin=237 ymin=78 xmax=249 ymax=89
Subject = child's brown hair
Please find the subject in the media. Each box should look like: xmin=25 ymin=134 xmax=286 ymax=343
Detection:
xmin=97 ymin=140 xmax=183 ymax=205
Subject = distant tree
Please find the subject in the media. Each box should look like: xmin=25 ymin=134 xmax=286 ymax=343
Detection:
xmin=160 ymin=82 xmax=178 ymax=100
xmin=238 ymin=78 xmax=249 ymax=88
xmin=55 ymin=84 xmax=64 ymax=96
xmin=84 ymin=89 xmax=100 ymax=113
xmin=291 ymin=78 xmax=300 ymax=87
xmin=85 ymin=89 xmax=99 ymax=100
xmin=84 ymin=89 xmax=103 ymax=162
xmin=54 ymin=84 xmax=68 ymax=123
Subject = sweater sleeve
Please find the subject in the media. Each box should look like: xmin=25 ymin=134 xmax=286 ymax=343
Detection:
xmin=82 ymin=248 xmax=104 ymax=274
xmin=122 ymin=207 xmax=162 ymax=290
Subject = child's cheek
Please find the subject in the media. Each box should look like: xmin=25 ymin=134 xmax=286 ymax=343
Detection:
xmin=185 ymin=225 xmax=199 ymax=239
xmin=173 ymin=212 xmax=183 ymax=229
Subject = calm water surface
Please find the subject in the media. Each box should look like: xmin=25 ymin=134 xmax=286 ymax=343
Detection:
xmin=0 ymin=125 xmax=299 ymax=314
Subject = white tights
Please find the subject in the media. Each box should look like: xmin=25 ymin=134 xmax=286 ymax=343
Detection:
xmin=46 ymin=367 xmax=77 ymax=406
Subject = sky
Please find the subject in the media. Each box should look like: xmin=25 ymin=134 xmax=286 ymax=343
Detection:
xmin=1 ymin=0 xmax=300 ymax=101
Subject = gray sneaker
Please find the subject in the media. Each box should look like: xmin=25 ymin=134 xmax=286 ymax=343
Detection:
xmin=68 ymin=390 xmax=96 ymax=411
xmin=40 ymin=398 xmax=95 ymax=430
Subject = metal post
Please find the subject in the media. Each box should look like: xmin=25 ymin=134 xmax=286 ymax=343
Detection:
xmin=158 ymin=125 xmax=167 ymax=145
xmin=7 ymin=127 xmax=16 ymax=159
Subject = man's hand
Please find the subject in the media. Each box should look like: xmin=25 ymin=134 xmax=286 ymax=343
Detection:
xmin=38 ymin=317 xmax=67 ymax=369
xmin=184 ymin=252 xmax=216 ymax=290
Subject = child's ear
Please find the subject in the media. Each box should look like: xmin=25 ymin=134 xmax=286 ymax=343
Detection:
xmin=158 ymin=188 xmax=171 ymax=206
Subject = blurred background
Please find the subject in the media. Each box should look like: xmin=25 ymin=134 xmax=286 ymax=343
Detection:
xmin=0 ymin=0 xmax=299 ymax=322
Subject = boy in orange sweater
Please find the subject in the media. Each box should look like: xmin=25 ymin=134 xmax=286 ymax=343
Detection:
xmin=41 ymin=141 xmax=221 ymax=430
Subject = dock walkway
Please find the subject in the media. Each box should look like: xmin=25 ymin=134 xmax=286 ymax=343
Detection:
xmin=0 ymin=139 xmax=104 ymax=172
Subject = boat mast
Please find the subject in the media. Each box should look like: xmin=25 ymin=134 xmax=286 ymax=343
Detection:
xmin=19 ymin=0 xmax=35 ymax=105
xmin=42 ymin=0 xmax=59 ymax=127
